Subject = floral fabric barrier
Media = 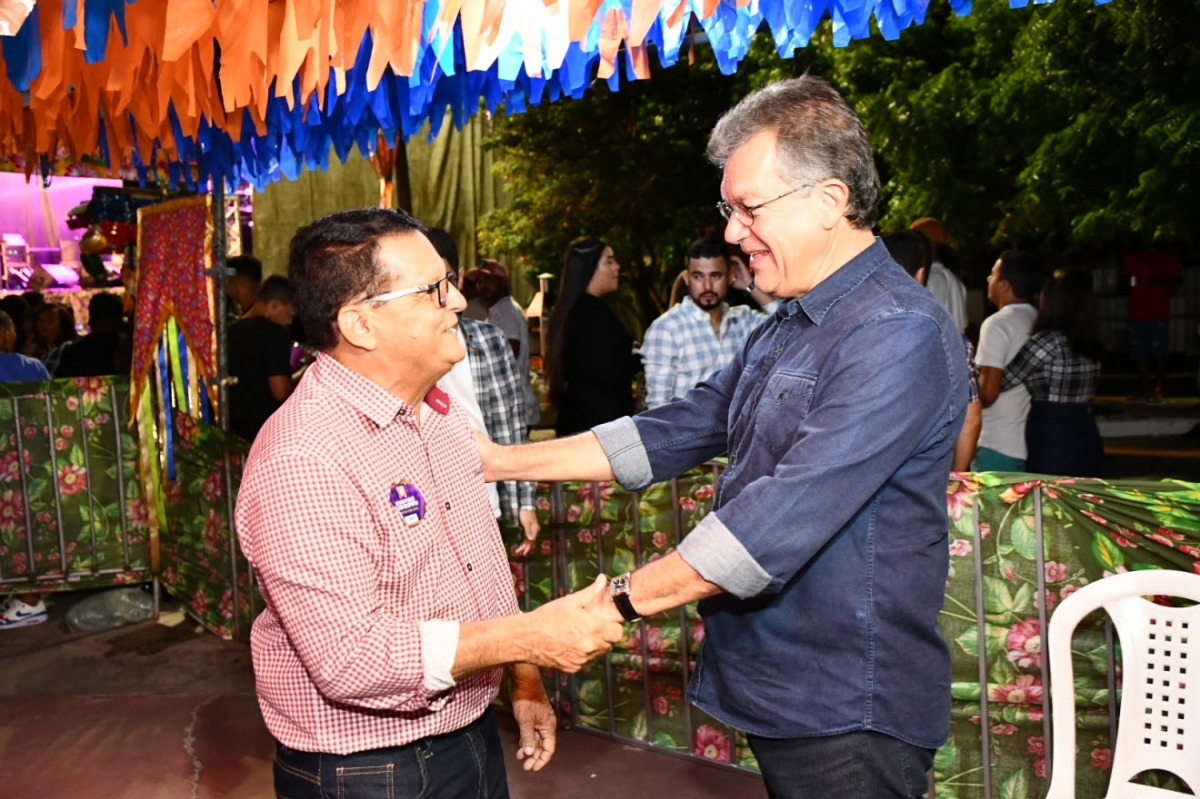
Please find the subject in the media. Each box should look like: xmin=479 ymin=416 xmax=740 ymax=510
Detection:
xmin=0 ymin=376 xmax=151 ymax=592
xmin=12 ymin=377 xmax=1194 ymax=797
xmin=158 ymin=411 xmax=258 ymax=641
xmin=500 ymin=471 xmax=1200 ymax=795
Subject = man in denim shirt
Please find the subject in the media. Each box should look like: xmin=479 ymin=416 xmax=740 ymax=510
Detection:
xmin=480 ymin=76 xmax=968 ymax=798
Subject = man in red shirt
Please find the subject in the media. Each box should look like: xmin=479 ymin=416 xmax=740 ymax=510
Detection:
xmin=235 ymin=208 xmax=622 ymax=799
xmin=1121 ymin=250 xmax=1182 ymax=402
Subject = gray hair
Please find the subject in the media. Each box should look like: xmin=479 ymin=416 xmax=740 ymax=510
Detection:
xmin=707 ymin=75 xmax=880 ymax=229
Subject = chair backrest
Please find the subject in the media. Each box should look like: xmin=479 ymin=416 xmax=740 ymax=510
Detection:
xmin=1046 ymin=570 xmax=1200 ymax=799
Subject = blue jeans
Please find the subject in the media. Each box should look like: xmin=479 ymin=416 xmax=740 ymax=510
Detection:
xmin=747 ymin=730 xmax=934 ymax=799
xmin=273 ymin=707 xmax=509 ymax=799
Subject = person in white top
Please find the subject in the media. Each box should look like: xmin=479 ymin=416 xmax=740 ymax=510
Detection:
xmin=973 ymin=250 xmax=1045 ymax=471
xmin=910 ymin=217 xmax=968 ymax=333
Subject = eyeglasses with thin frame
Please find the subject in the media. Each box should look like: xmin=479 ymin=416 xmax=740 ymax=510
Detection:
xmin=359 ymin=272 xmax=457 ymax=308
xmin=716 ymin=183 xmax=814 ymax=226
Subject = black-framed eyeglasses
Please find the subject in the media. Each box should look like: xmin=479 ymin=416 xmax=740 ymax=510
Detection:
xmin=716 ymin=183 xmax=814 ymax=226
xmin=359 ymin=272 xmax=457 ymax=308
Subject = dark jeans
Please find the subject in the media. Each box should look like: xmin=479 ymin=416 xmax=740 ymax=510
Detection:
xmin=747 ymin=730 xmax=935 ymax=799
xmin=273 ymin=707 xmax=509 ymax=799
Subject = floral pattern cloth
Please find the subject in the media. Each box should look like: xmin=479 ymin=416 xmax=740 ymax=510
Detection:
xmin=501 ymin=465 xmax=758 ymax=768
xmin=5 ymin=377 xmax=1199 ymax=799
xmin=499 ymin=469 xmax=1200 ymax=796
xmin=0 ymin=376 xmax=150 ymax=592
xmin=935 ymin=472 xmax=1199 ymax=798
xmin=157 ymin=411 xmax=258 ymax=641
xmin=130 ymin=196 xmax=215 ymax=419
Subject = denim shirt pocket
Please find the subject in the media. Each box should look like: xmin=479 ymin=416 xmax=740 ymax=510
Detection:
xmin=754 ymin=370 xmax=818 ymax=452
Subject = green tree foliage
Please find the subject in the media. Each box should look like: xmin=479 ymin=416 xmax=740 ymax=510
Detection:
xmin=827 ymin=0 xmax=1200 ymax=251
xmin=479 ymin=0 xmax=1199 ymax=323
xmin=477 ymin=50 xmax=772 ymax=326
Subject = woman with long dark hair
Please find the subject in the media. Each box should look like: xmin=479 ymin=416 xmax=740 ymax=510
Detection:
xmin=1001 ymin=270 xmax=1104 ymax=476
xmin=545 ymin=237 xmax=641 ymax=436
xmin=24 ymin=302 xmax=78 ymax=376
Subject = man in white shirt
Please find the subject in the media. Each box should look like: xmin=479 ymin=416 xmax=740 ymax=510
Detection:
xmin=973 ymin=250 xmax=1044 ymax=471
xmin=641 ymin=237 xmax=777 ymax=409
xmin=911 ymin=217 xmax=968 ymax=333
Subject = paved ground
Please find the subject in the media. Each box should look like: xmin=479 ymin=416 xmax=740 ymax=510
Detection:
xmin=0 ymin=598 xmax=766 ymax=799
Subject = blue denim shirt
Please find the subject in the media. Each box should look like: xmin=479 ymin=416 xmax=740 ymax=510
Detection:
xmin=594 ymin=240 xmax=967 ymax=748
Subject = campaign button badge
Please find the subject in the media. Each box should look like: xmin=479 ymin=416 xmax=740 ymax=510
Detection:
xmin=389 ymin=480 xmax=426 ymax=526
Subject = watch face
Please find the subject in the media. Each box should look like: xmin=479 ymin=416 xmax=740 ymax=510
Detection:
xmin=611 ymin=573 xmax=630 ymax=593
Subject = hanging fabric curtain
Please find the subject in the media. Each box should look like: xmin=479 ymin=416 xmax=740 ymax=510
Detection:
xmin=130 ymin=195 xmax=216 ymax=420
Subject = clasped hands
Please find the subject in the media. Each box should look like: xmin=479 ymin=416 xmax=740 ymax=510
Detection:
xmin=522 ymin=574 xmax=629 ymax=674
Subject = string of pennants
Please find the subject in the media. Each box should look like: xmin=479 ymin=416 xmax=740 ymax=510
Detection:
xmin=0 ymin=0 xmax=1097 ymax=189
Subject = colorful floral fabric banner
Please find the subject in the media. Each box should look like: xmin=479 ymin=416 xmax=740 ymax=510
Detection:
xmin=0 ymin=376 xmax=153 ymax=593
xmin=130 ymin=196 xmax=215 ymax=420
xmin=0 ymin=0 xmax=1109 ymax=189
xmin=495 ymin=470 xmax=1198 ymax=795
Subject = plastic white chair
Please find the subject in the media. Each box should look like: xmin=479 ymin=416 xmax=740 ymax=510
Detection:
xmin=1046 ymin=570 xmax=1200 ymax=799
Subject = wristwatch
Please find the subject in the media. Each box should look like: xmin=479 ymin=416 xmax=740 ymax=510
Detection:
xmin=610 ymin=572 xmax=642 ymax=623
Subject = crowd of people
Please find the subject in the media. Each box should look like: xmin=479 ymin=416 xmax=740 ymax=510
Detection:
xmin=0 ymin=290 xmax=130 ymax=383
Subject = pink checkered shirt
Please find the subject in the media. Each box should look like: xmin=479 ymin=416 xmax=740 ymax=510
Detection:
xmin=235 ymin=352 xmax=519 ymax=755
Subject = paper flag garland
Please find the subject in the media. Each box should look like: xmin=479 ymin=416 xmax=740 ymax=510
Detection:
xmin=0 ymin=0 xmax=1107 ymax=189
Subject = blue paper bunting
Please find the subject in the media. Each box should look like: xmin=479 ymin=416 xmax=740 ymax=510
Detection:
xmin=1 ymin=0 xmax=1102 ymax=188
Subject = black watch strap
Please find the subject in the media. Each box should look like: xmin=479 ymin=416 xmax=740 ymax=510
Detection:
xmin=610 ymin=572 xmax=642 ymax=622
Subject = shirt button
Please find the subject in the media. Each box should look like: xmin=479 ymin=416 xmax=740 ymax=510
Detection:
xmin=445 ymin=502 xmax=451 ymax=510
xmin=772 ymin=345 xmax=782 ymax=353
xmin=466 ymin=563 xmax=473 ymax=572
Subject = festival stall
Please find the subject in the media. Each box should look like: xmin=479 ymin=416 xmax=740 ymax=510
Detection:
xmin=0 ymin=186 xmax=254 ymax=631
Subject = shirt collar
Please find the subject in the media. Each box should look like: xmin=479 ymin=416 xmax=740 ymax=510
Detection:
xmin=312 ymin=352 xmax=451 ymax=428
xmin=786 ymin=238 xmax=891 ymax=326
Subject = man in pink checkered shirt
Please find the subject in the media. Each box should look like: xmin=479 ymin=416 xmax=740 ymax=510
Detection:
xmin=235 ymin=208 xmax=623 ymax=799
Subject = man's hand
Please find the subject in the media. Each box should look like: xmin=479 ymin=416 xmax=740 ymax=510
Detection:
xmin=510 ymin=664 xmax=556 ymax=771
xmin=730 ymin=257 xmax=753 ymax=291
xmin=523 ymin=575 xmax=624 ymax=672
xmin=472 ymin=429 xmax=500 ymax=481
xmin=513 ymin=509 xmax=540 ymax=557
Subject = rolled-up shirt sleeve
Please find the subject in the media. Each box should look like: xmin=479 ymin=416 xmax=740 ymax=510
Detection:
xmin=419 ymin=620 xmax=459 ymax=694
xmin=240 ymin=453 xmax=453 ymax=712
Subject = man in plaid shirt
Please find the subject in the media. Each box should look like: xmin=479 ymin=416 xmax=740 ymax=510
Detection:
xmin=426 ymin=229 xmax=541 ymax=556
xmin=642 ymin=237 xmax=777 ymax=408
xmin=454 ymin=315 xmax=541 ymax=554
xmin=236 ymin=208 xmax=623 ymax=799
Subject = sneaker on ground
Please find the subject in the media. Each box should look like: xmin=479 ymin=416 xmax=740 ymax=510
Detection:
xmin=0 ymin=596 xmax=48 ymax=629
